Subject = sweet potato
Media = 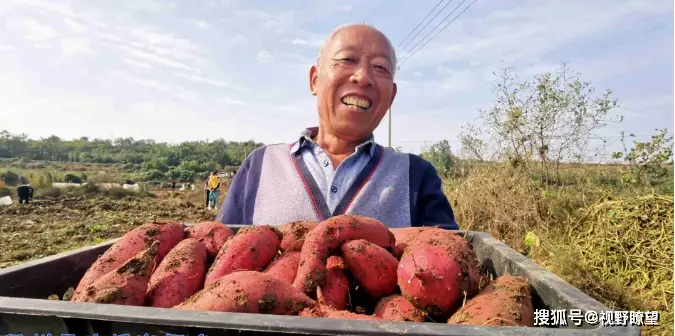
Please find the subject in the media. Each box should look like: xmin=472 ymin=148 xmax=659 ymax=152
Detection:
xmin=316 ymin=256 xmax=350 ymax=310
xmin=74 ymin=221 xmax=184 ymax=295
xmin=341 ymin=239 xmax=398 ymax=298
xmin=278 ymin=220 xmax=317 ymax=252
xmin=147 ymin=238 xmax=208 ymax=308
xmin=204 ymin=225 xmax=282 ymax=286
xmin=185 ymin=221 xmax=234 ymax=258
xmin=71 ymin=241 xmax=159 ymax=305
xmin=175 ymin=271 xmax=315 ymax=315
xmin=374 ymin=295 xmax=426 ymax=322
xmin=447 ymin=275 xmax=534 ymax=327
xmin=397 ymin=228 xmax=480 ymax=317
xmin=264 ymin=251 xmax=301 ymax=285
xmin=300 ymin=307 xmax=383 ymax=321
xmin=293 ymin=215 xmax=395 ymax=295
xmin=390 ymin=227 xmax=434 ymax=259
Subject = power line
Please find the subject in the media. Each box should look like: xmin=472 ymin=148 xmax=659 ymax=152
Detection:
xmin=398 ymin=0 xmax=478 ymax=67
xmin=397 ymin=1 xmax=456 ymax=55
xmin=395 ymin=0 xmax=447 ymax=50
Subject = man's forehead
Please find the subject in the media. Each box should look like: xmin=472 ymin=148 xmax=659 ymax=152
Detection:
xmin=327 ymin=27 xmax=394 ymax=60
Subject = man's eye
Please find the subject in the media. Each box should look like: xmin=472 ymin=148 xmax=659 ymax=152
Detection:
xmin=336 ymin=57 xmax=355 ymax=63
xmin=374 ymin=65 xmax=390 ymax=72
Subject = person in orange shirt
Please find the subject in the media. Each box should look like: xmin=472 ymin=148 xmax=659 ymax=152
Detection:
xmin=207 ymin=170 xmax=221 ymax=210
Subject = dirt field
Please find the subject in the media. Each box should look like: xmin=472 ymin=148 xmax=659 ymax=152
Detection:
xmin=0 ymin=191 xmax=216 ymax=269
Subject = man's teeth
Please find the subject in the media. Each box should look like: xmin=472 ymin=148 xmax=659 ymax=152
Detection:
xmin=341 ymin=96 xmax=371 ymax=110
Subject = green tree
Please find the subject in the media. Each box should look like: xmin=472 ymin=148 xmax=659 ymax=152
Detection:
xmin=421 ymin=140 xmax=457 ymax=178
xmin=613 ymin=128 xmax=674 ymax=186
xmin=460 ymin=62 xmax=619 ymax=183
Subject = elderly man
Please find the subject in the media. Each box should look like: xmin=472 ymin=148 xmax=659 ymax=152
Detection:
xmin=216 ymin=24 xmax=458 ymax=229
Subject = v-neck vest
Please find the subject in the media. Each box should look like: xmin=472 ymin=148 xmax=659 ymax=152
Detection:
xmin=251 ymin=143 xmax=412 ymax=227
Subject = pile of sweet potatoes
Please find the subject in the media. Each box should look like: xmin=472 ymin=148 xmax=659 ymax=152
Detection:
xmin=66 ymin=216 xmax=534 ymax=327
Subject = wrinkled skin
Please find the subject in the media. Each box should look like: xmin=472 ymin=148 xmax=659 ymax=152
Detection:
xmin=310 ymin=24 xmax=398 ymax=165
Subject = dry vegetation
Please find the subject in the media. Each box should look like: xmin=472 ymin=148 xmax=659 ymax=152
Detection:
xmin=446 ymin=163 xmax=673 ymax=335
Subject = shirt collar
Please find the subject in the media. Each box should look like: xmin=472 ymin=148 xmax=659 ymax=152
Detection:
xmin=290 ymin=126 xmax=377 ymax=156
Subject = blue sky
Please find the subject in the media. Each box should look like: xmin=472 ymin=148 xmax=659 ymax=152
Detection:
xmin=0 ymin=0 xmax=672 ymax=158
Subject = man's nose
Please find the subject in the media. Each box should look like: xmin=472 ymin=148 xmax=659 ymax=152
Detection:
xmin=349 ymin=63 xmax=374 ymax=87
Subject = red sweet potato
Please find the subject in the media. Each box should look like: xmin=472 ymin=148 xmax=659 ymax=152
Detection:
xmin=278 ymin=221 xmax=318 ymax=252
xmin=374 ymin=295 xmax=426 ymax=322
xmin=293 ymin=215 xmax=395 ymax=295
xmin=316 ymin=256 xmax=350 ymax=310
xmin=390 ymin=227 xmax=434 ymax=259
xmin=447 ymin=275 xmax=534 ymax=327
xmin=74 ymin=221 xmax=184 ymax=295
xmin=341 ymin=239 xmax=398 ymax=298
xmin=71 ymin=241 xmax=159 ymax=305
xmin=147 ymin=238 xmax=208 ymax=308
xmin=300 ymin=307 xmax=383 ymax=321
xmin=397 ymin=229 xmax=481 ymax=317
xmin=204 ymin=225 xmax=282 ymax=286
xmin=185 ymin=221 xmax=234 ymax=258
xmin=264 ymin=251 xmax=301 ymax=285
xmin=175 ymin=271 xmax=315 ymax=315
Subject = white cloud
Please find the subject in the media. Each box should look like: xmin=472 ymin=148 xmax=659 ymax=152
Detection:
xmin=289 ymin=38 xmax=322 ymax=47
xmin=124 ymin=1 xmax=176 ymax=13
xmin=5 ymin=16 xmax=58 ymax=41
xmin=196 ymin=21 xmax=209 ymax=29
xmin=60 ymin=38 xmax=94 ymax=56
xmin=63 ymin=18 xmax=86 ymax=34
xmin=257 ymin=50 xmax=274 ymax=63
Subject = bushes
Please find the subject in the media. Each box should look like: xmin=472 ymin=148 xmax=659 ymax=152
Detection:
xmin=64 ymin=173 xmax=83 ymax=184
xmin=137 ymin=169 xmax=165 ymax=182
xmin=0 ymin=170 xmax=19 ymax=186
xmin=446 ymin=164 xmax=674 ymax=335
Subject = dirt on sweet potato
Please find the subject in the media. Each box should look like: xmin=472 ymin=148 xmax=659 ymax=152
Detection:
xmin=447 ymin=274 xmax=534 ymax=327
xmin=204 ymin=225 xmax=282 ymax=286
xmin=293 ymin=215 xmax=395 ymax=295
xmin=265 ymin=251 xmax=301 ymax=285
xmin=175 ymin=271 xmax=316 ymax=315
xmin=397 ymin=228 xmax=481 ymax=318
xmin=185 ymin=221 xmax=234 ymax=258
xmin=341 ymin=239 xmax=398 ymax=298
xmin=71 ymin=241 xmax=159 ymax=306
xmin=147 ymin=238 xmax=208 ymax=308
xmin=374 ymin=294 xmax=426 ymax=322
xmin=316 ymin=255 xmax=350 ymax=310
xmin=278 ymin=221 xmax=318 ymax=252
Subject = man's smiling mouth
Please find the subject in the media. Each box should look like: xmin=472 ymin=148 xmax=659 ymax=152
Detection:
xmin=341 ymin=95 xmax=372 ymax=110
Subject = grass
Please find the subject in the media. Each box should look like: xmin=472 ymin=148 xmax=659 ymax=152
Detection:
xmin=446 ymin=162 xmax=673 ymax=335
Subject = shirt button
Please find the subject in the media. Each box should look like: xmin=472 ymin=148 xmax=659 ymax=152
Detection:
xmin=322 ymin=160 xmax=329 ymax=167
xmin=330 ymin=186 xmax=338 ymax=193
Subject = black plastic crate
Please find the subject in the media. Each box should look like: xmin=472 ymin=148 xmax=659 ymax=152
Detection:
xmin=0 ymin=225 xmax=640 ymax=335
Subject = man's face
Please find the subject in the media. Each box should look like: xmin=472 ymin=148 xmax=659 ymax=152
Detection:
xmin=310 ymin=25 xmax=397 ymax=141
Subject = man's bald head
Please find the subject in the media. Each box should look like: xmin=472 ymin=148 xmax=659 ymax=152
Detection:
xmin=309 ymin=23 xmax=398 ymax=143
xmin=317 ymin=24 xmax=397 ymax=78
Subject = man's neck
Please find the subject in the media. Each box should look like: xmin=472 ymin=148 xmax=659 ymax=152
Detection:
xmin=315 ymin=128 xmax=370 ymax=167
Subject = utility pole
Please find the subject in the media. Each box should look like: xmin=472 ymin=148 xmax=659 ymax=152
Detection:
xmin=387 ymin=107 xmax=392 ymax=147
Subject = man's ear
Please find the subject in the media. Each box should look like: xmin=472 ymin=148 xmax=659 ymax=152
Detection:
xmin=389 ymin=82 xmax=398 ymax=105
xmin=309 ymin=65 xmax=319 ymax=96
